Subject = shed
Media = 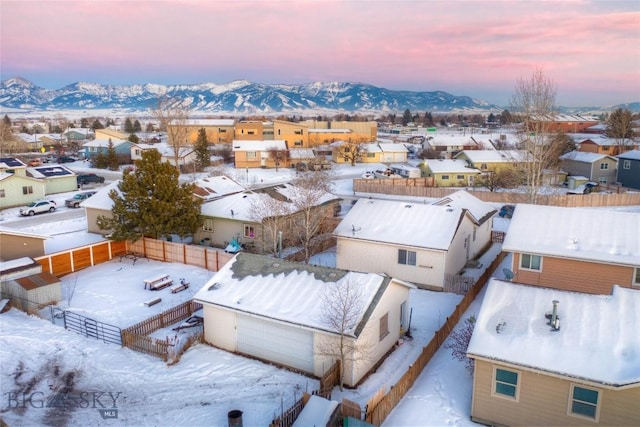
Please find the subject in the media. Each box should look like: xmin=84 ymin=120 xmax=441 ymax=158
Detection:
xmin=0 ymin=257 xmax=61 ymax=314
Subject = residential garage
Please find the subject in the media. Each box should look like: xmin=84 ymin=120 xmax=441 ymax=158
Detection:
xmin=236 ymin=314 xmax=314 ymax=373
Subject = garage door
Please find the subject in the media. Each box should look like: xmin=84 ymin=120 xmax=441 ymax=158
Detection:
xmin=236 ymin=314 xmax=314 ymax=373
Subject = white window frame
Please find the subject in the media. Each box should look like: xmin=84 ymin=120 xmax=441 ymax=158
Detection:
xmin=441 ymin=175 xmax=450 ymax=180
xmin=623 ymin=159 xmax=631 ymax=170
xmin=243 ymin=224 xmax=255 ymax=239
xmin=567 ymin=383 xmax=601 ymax=422
xmin=246 ymin=151 xmax=257 ymax=160
xmin=520 ymin=253 xmax=542 ymax=271
xmin=202 ymin=218 xmax=214 ymax=232
xmin=398 ymin=249 xmax=416 ymax=266
xmin=599 ymin=162 xmax=609 ymax=170
xmin=491 ymin=366 xmax=520 ymax=401
xmin=633 ymin=267 xmax=640 ymax=287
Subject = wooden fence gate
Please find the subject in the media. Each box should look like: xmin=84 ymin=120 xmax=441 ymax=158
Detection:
xmin=51 ymin=307 xmax=122 ymax=346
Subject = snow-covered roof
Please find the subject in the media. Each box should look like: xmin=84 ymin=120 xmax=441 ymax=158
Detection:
xmin=193 ymin=253 xmax=408 ymax=336
xmin=578 ymin=136 xmax=625 ymax=146
xmin=289 ymin=148 xmax=316 ymax=159
xmin=334 ymin=198 xmax=469 ymax=250
xmin=292 ymin=395 xmax=339 ymax=426
xmin=432 ymin=190 xmax=497 ymax=225
xmin=467 ymin=279 xmax=640 ymax=386
xmin=308 ymin=128 xmax=352 ymax=133
xmin=425 ymin=159 xmax=479 ymax=174
xmin=80 ymin=180 xmax=121 ymax=210
xmin=184 ymin=119 xmax=235 ymax=126
xmin=618 ymin=149 xmax=640 ymax=161
xmin=28 ymin=165 xmax=74 ymax=179
xmin=0 ymin=227 xmax=50 ymax=240
xmin=231 ymin=140 xmax=287 ymax=151
xmin=502 ymin=204 xmax=640 ymax=267
xmin=559 ymin=150 xmax=615 ymax=163
xmin=426 ymin=134 xmax=480 ymax=147
xmin=377 ymin=143 xmax=408 ymax=153
xmin=192 ymin=175 xmax=245 ymax=201
xmin=200 ymin=183 xmax=340 ymax=221
xmin=457 ymin=149 xmax=532 ymax=163
xmin=83 ymin=138 xmax=131 ymax=148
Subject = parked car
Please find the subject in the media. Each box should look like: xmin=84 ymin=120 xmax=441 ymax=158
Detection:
xmin=77 ymin=173 xmax=105 ymax=186
xmin=19 ymin=200 xmax=57 ymax=216
xmin=57 ymin=156 xmax=77 ymax=163
xmin=65 ymin=191 xmax=97 ymax=208
xmin=27 ymin=158 xmax=42 ymax=167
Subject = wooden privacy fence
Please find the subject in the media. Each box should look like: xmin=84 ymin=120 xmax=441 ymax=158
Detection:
xmin=121 ymin=300 xmax=203 ymax=361
xmin=364 ymin=251 xmax=507 ymax=425
xmin=354 ymin=179 xmax=640 ymax=207
xmin=35 ymin=238 xmax=234 ymax=278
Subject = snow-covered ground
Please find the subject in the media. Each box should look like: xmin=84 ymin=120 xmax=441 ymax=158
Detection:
xmin=2 ymin=161 xmax=638 ymax=426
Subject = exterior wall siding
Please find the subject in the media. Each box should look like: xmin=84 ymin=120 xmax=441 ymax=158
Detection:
xmin=472 ymin=360 xmax=640 ymax=426
xmin=202 ymin=304 xmax=237 ymax=352
xmin=511 ymin=253 xmax=636 ymax=294
xmin=0 ymin=175 xmax=46 ymax=208
xmin=0 ymin=234 xmax=46 ymax=259
xmin=336 ymin=238 xmax=445 ymax=289
xmin=617 ymin=159 xmax=640 ymax=189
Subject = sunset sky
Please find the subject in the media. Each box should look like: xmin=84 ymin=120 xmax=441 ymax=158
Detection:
xmin=1 ymin=0 xmax=639 ymax=107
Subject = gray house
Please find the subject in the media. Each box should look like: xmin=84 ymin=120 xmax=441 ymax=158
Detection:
xmin=616 ymin=150 xmax=640 ymax=190
xmin=559 ymin=151 xmax=618 ymax=184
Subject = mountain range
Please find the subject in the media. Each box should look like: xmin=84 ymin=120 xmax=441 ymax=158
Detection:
xmin=1 ymin=77 xmax=637 ymax=115
xmin=1 ymin=77 xmax=501 ymax=114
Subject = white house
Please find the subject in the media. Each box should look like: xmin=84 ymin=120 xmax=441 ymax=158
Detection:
xmin=192 ymin=252 xmax=414 ymax=387
xmin=467 ymin=279 xmax=640 ymax=426
xmin=334 ymin=195 xmax=493 ymax=290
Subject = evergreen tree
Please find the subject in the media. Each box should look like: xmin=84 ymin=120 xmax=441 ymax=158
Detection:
xmin=128 ymin=133 xmax=140 ymax=143
xmin=92 ymin=119 xmax=104 ymax=130
xmin=3 ymin=114 xmax=11 ymax=127
xmin=97 ymin=149 xmax=202 ymax=242
xmin=124 ymin=118 xmax=134 ymax=133
xmin=134 ymin=119 xmax=142 ymax=132
xmin=402 ymin=109 xmax=412 ymax=125
xmin=194 ymin=128 xmax=211 ymax=170
xmin=81 ymin=117 xmax=89 ymax=128
xmin=500 ymin=109 xmax=513 ymax=125
xmin=105 ymin=139 xmax=119 ymax=170
xmin=93 ymin=151 xmax=107 ymax=169
xmin=145 ymin=122 xmax=155 ymax=132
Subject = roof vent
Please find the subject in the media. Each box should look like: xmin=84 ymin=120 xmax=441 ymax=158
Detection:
xmin=545 ymin=300 xmax=560 ymax=331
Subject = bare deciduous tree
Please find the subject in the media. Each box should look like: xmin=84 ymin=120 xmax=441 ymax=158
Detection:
xmin=511 ymin=68 xmax=558 ymax=204
xmin=339 ymin=136 xmax=371 ymax=166
xmin=152 ymin=96 xmax=190 ymax=169
xmin=481 ymin=168 xmax=523 ymax=192
xmin=291 ymin=171 xmax=335 ymax=263
xmin=444 ymin=315 xmax=476 ymax=374
xmin=605 ymin=108 xmax=637 ymax=155
xmin=316 ymin=278 xmax=373 ymax=391
xmin=267 ymin=146 xmax=289 ymax=172
xmin=248 ymin=194 xmax=292 ymax=257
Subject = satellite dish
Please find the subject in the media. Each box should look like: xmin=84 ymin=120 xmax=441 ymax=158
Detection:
xmin=503 ymin=268 xmax=515 ymax=281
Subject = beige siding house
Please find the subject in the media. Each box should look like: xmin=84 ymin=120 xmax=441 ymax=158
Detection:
xmin=0 ymin=228 xmax=49 ymax=260
xmin=502 ymin=204 xmax=640 ymax=294
xmin=0 ymin=173 xmax=46 ymax=208
xmin=193 ymin=253 xmax=414 ymax=387
xmin=334 ymin=192 xmax=496 ymax=290
xmin=468 ymin=279 xmax=640 ymax=426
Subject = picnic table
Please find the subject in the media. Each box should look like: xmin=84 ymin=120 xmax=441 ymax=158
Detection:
xmin=170 ymin=278 xmax=190 ymax=294
xmin=144 ymin=274 xmax=173 ymax=291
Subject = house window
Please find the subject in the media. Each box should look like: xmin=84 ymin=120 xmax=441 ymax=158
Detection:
xmin=22 ymin=186 xmax=33 ymax=195
xmin=202 ymin=218 xmax=214 ymax=232
xmin=481 ymin=163 xmax=487 ymax=170
xmin=0 ymin=189 xmax=5 ymax=198
xmin=602 ymin=146 xmax=609 ymax=151
xmin=441 ymin=175 xmax=450 ymax=180
xmin=246 ymin=151 xmax=257 ymax=159
xmin=598 ymin=177 xmax=607 ymax=183
xmin=633 ymin=268 xmax=640 ymax=287
xmin=473 ymin=227 xmax=477 ymax=242
xmin=379 ymin=312 xmax=389 ymax=341
xmin=520 ymin=253 xmax=541 ymax=271
xmin=294 ymin=140 xmax=303 ymax=146
xmin=243 ymin=224 xmax=255 ymax=238
xmin=493 ymin=367 xmax=519 ymax=400
xmin=457 ymin=175 xmax=464 ymax=180
xmin=367 ymin=152 xmax=376 ymax=158
xmin=569 ymin=384 xmax=600 ymax=420
xmin=398 ymin=249 xmax=416 ymax=266
xmin=623 ymin=160 xmax=631 ymax=170
xmin=219 ymin=128 xmax=226 ymax=133
xmin=599 ymin=163 xmax=608 ymax=170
